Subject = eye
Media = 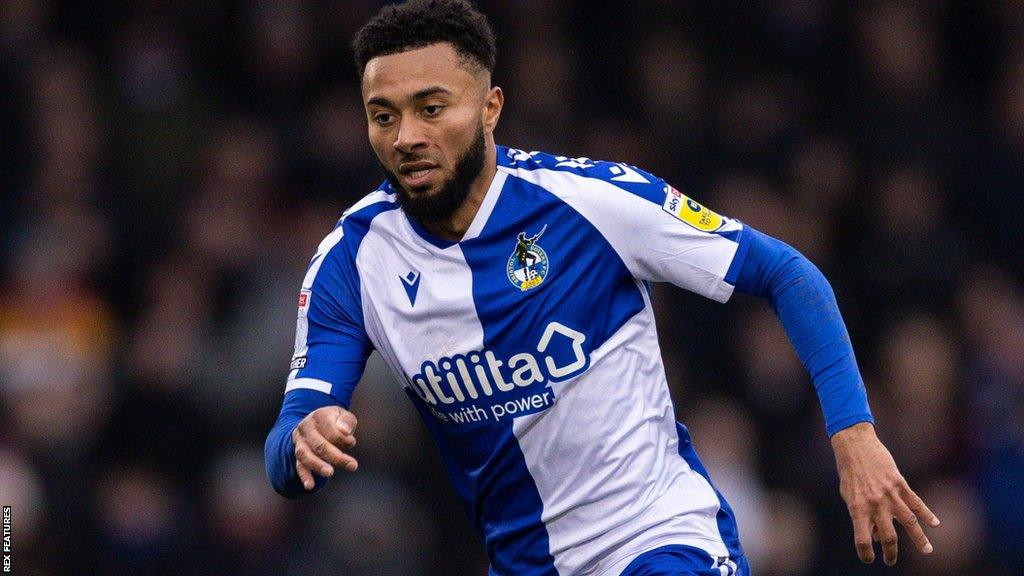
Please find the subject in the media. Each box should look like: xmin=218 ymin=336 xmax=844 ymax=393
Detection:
xmin=373 ymin=112 xmax=394 ymax=126
xmin=423 ymin=104 xmax=445 ymax=117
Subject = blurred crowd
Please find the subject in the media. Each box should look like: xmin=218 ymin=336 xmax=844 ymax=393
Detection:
xmin=1 ymin=1 xmax=1023 ymax=575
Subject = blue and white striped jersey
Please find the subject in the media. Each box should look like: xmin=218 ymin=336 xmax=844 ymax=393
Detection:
xmin=288 ymin=145 xmax=749 ymax=575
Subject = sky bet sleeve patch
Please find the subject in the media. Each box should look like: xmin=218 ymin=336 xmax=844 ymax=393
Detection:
xmin=661 ymin=184 xmax=724 ymax=232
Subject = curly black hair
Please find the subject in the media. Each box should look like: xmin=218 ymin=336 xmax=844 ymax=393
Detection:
xmin=353 ymin=0 xmax=497 ymax=78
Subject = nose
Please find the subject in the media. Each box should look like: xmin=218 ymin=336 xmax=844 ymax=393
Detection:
xmin=393 ymin=117 xmax=428 ymax=154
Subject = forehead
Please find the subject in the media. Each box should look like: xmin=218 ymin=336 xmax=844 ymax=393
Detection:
xmin=361 ymin=43 xmax=479 ymax=103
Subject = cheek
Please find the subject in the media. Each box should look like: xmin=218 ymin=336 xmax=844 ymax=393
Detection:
xmin=442 ymin=115 xmax=482 ymax=155
xmin=367 ymin=129 xmax=391 ymax=160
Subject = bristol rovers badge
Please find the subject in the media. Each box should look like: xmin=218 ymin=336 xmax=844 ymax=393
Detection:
xmin=507 ymin=225 xmax=549 ymax=291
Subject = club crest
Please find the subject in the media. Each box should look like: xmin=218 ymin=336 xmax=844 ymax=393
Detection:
xmin=507 ymin=225 xmax=549 ymax=291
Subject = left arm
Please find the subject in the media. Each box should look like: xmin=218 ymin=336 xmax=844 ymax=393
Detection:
xmin=538 ymin=163 xmax=939 ymax=565
xmin=732 ymin=226 xmax=940 ymax=566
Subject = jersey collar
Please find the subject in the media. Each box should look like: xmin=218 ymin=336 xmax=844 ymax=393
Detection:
xmin=402 ymin=148 xmax=509 ymax=249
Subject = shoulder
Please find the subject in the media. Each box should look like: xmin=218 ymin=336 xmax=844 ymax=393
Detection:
xmin=496 ymin=145 xmax=669 ymax=205
xmin=304 ymin=185 xmax=400 ymax=289
xmin=324 ymin=185 xmax=401 ymax=254
xmin=332 ymin=185 xmax=401 ymax=240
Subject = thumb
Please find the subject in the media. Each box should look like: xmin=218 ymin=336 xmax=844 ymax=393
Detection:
xmin=327 ymin=406 xmax=357 ymax=435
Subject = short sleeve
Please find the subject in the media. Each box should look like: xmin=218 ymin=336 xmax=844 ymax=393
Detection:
xmin=515 ymin=160 xmax=747 ymax=302
xmin=616 ymin=177 xmax=746 ymax=301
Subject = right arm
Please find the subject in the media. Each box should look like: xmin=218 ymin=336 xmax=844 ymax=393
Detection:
xmin=265 ymin=388 xmax=358 ymax=497
xmin=265 ymin=234 xmax=373 ymax=498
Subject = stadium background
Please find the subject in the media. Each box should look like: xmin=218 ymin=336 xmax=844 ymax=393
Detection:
xmin=1 ymin=0 xmax=1023 ymax=574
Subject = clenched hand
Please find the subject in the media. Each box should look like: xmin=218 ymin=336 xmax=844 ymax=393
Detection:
xmin=292 ymin=406 xmax=359 ymax=490
xmin=831 ymin=422 xmax=940 ymax=566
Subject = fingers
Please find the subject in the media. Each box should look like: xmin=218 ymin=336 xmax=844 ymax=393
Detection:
xmin=293 ymin=434 xmax=358 ymax=490
xmin=308 ymin=427 xmax=359 ymax=470
xmin=291 ymin=407 xmax=361 ymax=490
xmin=851 ymin=507 xmax=875 ymax=564
xmin=851 ymin=486 xmax=940 ymax=565
xmin=313 ymin=405 xmax=358 ymax=436
xmin=874 ymin=514 xmax=899 ymax=566
xmin=901 ymin=483 xmax=941 ymax=527
xmin=834 ymin=431 xmax=941 ymax=566
xmin=313 ymin=408 xmax=358 ymax=448
xmin=892 ymin=495 xmax=933 ymax=555
xmin=296 ymin=460 xmax=315 ymax=491
xmin=293 ymin=434 xmax=335 ymax=487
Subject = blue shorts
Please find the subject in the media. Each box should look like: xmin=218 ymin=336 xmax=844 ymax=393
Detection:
xmin=620 ymin=544 xmax=751 ymax=576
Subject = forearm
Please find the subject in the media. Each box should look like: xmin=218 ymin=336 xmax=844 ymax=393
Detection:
xmin=265 ymin=388 xmax=340 ymax=498
xmin=733 ymin=226 xmax=873 ymax=436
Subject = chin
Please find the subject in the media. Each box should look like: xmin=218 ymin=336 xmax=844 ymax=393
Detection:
xmin=404 ymin=183 xmax=438 ymax=197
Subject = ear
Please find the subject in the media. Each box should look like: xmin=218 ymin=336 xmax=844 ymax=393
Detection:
xmin=483 ymin=86 xmax=504 ymax=134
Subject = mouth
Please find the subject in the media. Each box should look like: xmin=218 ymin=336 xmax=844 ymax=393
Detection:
xmin=399 ymin=161 xmax=440 ymax=189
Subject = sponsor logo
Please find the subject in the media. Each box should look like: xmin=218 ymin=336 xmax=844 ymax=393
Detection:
xmin=661 ymin=185 xmax=724 ymax=232
xmin=507 ymin=225 xmax=549 ymax=291
xmin=409 ymin=322 xmax=588 ymax=422
xmin=400 ymin=270 xmax=421 ymax=307
xmin=290 ymin=356 xmax=307 ymax=370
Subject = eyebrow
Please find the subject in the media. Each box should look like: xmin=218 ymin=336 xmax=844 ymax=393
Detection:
xmin=366 ymin=86 xmax=454 ymax=108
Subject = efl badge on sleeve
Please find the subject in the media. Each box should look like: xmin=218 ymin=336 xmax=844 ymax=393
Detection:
xmin=298 ymin=289 xmax=311 ymax=316
xmin=662 ymin=185 xmax=724 ymax=232
xmin=507 ymin=225 xmax=549 ymax=292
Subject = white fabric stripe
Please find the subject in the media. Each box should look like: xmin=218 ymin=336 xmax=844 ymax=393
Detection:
xmin=512 ymin=305 xmax=728 ymax=576
xmin=499 ymin=165 xmax=740 ymax=303
xmin=354 ymin=208 xmax=488 ymax=398
xmin=461 ymin=169 xmax=508 ymax=241
xmin=284 ymin=377 xmax=332 ymax=394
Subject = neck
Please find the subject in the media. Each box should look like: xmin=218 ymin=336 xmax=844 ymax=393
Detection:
xmin=420 ymin=140 xmax=497 ymax=242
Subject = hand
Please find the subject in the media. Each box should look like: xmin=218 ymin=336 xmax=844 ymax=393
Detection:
xmin=831 ymin=422 xmax=940 ymax=566
xmin=291 ymin=406 xmax=359 ymax=490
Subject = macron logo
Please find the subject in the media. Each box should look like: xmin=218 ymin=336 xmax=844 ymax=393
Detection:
xmin=400 ymin=270 xmax=421 ymax=306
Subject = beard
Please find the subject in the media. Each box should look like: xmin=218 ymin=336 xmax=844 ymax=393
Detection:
xmin=380 ymin=123 xmax=487 ymax=225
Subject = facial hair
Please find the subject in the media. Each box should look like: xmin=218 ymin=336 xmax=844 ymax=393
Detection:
xmin=381 ymin=123 xmax=487 ymax=225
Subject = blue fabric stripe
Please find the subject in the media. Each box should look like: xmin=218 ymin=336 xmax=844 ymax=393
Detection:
xmin=722 ymin=227 xmax=749 ymax=286
xmin=497 ymin=146 xmax=669 ymax=207
xmin=265 ymin=197 xmax=397 ymax=499
xmin=402 ymin=388 xmax=476 ymax=517
xmin=674 ymin=423 xmax=744 ymax=558
xmin=462 ymin=176 xmax=647 ymax=364
xmin=442 ymin=173 xmax=647 ymax=574
xmin=410 ymin=369 xmax=558 ymax=573
xmin=295 ymin=199 xmax=399 ymax=407
xmin=453 ymin=179 xmax=558 ymax=575
xmin=620 ymin=543 xmax=751 ymax=576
